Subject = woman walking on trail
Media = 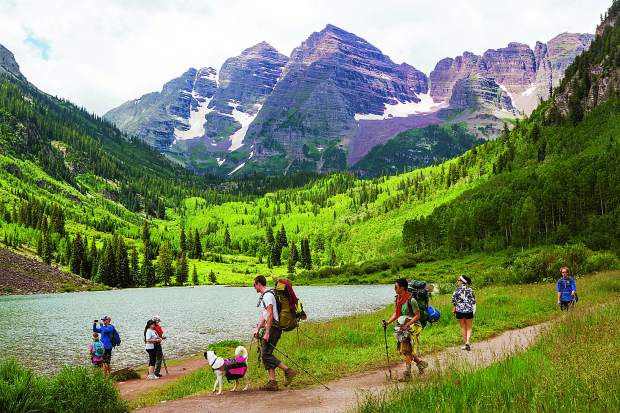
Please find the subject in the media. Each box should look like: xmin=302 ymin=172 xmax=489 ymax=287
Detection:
xmin=452 ymin=275 xmax=476 ymax=351
xmin=144 ymin=319 xmax=163 ymax=380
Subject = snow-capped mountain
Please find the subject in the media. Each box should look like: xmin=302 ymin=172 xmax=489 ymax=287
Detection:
xmin=104 ymin=26 xmax=593 ymax=176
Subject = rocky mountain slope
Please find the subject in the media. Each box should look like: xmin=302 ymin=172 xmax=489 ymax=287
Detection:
xmin=105 ymin=26 xmax=593 ymax=177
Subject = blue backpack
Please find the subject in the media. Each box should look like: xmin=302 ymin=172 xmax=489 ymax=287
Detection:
xmin=92 ymin=341 xmax=104 ymax=358
xmin=427 ymin=306 xmax=441 ymax=324
xmin=110 ymin=327 xmax=121 ymax=347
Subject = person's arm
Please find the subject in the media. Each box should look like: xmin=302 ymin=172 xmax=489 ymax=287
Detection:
xmin=403 ymin=310 xmax=420 ymax=328
xmin=263 ymin=302 xmax=274 ymax=342
xmin=145 ymin=332 xmax=162 ymax=344
xmin=92 ymin=322 xmax=102 ymax=333
xmin=571 ymin=278 xmax=576 ymax=296
xmin=452 ymin=290 xmax=458 ymax=313
xmin=557 ymin=280 xmax=562 ymax=303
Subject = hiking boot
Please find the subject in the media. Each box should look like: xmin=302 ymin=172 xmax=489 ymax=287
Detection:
xmin=398 ymin=370 xmax=412 ymax=382
xmin=155 ymin=373 xmax=163 ymax=377
xmin=416 ymin=360 xmax=429 ymax=375
xmin=146 ymin=374 xmax=159 ymax=380
xmin=465 ymin=344 xmax=471 ymax=351
xmin=284 ymin=368 xmax=298 ymax=386
xmin=259 ymin=380 xmax=279 ymax=391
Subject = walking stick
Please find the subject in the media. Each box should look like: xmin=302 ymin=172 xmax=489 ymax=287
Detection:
xmin=382 ymin=321 xmax=392 ymax=380
xmin=265 ymin=342 xmax=330 ymax=390
xmin=162 ymin=353 xmax=169 ymax=375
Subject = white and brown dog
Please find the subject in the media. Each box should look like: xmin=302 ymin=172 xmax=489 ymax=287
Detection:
xmin=204 ymin=346 xmax=249 ymax=394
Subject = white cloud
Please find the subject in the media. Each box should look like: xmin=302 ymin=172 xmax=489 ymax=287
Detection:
xmin=0 ymin=0 xmax=609 ymax=115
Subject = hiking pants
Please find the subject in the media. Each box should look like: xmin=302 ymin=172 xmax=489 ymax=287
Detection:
xmin=154 ymin=344 xmax=163 ymax=374
xmin=261 ymin=326 xmax=282 ymax=370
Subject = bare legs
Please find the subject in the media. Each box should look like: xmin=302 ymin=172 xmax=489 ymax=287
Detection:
xmin=465 ymin=319 xmax=473 ymax=345
xmin=268 ymin=362 xmax=289 ymax=381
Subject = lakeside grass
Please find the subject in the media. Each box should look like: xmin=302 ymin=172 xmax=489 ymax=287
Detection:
xmin=130 ymin=270 xmax=620 ymax=409
xmin=357 ymin=288 xmax=620 ymax=412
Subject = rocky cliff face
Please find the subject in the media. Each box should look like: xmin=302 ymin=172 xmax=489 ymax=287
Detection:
xmin=245 ymin=24 xmax=430 ymax=173
xmin=105 ymin=26 xmax=593 ymax=176
xmin=552 ymin=6 xmax=620 ymax=118
xmin=0 ymin=43 xmax=25 ymax=81
xmin=104 ymin=42 xmax=287 ymax=167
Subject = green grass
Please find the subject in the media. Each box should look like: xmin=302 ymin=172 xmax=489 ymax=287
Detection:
xmin=130 ymin=270 xmax=620 ymax=409
xmin=0 ymin=360 xmax=128 ymax=413
xmin=358 ymin=286 xmax=620 ymax=412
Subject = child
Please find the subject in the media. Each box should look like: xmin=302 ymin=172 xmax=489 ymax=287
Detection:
xmin=89 ymin=332 xmax=104 ymax=368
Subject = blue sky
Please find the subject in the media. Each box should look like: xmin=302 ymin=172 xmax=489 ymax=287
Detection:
xmin=0 ymin=0 xmax=611 ymax=115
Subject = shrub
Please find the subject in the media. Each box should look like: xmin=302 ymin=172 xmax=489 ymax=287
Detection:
xmin=0 ymin=359 xmax=47 ymax=413
xmin=583 ymin=252 xmax=618 ymax=273
xmin=48 ymin=366 xmax=129 ymax=413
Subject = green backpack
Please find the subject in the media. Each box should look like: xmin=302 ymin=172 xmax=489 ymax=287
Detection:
xmin=407 ymin=280 xmax=430 ymax=326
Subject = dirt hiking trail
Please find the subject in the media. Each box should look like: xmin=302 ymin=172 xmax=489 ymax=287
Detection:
xmin=128 ymin=322 xmax=549 ymax=413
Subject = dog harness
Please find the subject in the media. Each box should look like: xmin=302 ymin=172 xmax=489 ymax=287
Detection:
xmin=223 ymin=357 xmax=248 ymax=382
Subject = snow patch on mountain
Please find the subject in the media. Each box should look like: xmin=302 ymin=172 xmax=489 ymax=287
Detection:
xmin=228 ymin=101 xmax=263 ymax=151
xmin=354 ymin=93 xmax=446 ymax=121
xmin=228 ymin=162 xmax=246 ymax=175
xmin=173 ymin=95 xmax=213 ymax=141
xmin=498 ymin=84 xmax=515 ymax=106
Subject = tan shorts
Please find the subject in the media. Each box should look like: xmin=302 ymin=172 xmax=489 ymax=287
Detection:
xmin=397 ymin=324 xmax=422 ymax=356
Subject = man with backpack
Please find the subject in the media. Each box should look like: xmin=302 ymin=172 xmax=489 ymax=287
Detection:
xmin=557 ymin=267 xmax=577 ymax=311
xmin=92 ymin=315 xmax=121 ymax=378
xmin=382 ymin=278 xmax=429 ymax=381
xmin=253 ymin=275 xmax=297 ymax=391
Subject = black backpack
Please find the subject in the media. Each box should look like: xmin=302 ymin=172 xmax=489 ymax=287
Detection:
xmin=408 ymin=280 xmax=430 ymax=326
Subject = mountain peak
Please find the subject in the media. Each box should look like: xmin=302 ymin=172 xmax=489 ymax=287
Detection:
xmin=0 ymin=43 xmax=25 ymax=81
xmin=241 ymin=41 xmax=279 ymax=56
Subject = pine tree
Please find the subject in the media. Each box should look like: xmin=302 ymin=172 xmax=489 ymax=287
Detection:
xmin=180 ymin=227 xmax=187 ymax=253
xmin=142 ymin=257 xmax=157 ymax=287
xmin=193 ymin=229 xmax=202 ymax=260
xmin=98 ymin=240 xmax=116 ymax=286
xmin=70 ymin=234 xmax=84 ymax=275
xmin=175 ymin=253 xmax=189 ymax=285
xmin=192 ymin=264 xmax=199 ymax=285
xmin=329 ymin=249 xmax=337 ymax=266
xmin=157 ymin=242 xmax=174 ymax=286
xmin=208 ymin=270 xmax=217 ymax=284
xmin=141 ymin=221 xmax=152 ymax=260
xmin=223 ymin=226 xmax=231 ymax=249
xmin=287 ymin=251 xmax=296 ymax=276
xmin=41 ymin=230 xmax=53 ymax=265
xmin=276 ymin=225 xmax=288 ymax=248
xmin=270 ymin=243 xmax=282 ymax=266
xmin=290 ymin=241 xmax=299 ymax=264
xmin=130 ymin=246 xmax=140 ymax=285
xmin=300 ymin=239 xmax=313 ymax=270
xmin=265 ymin=226 xmax=274 ymax=245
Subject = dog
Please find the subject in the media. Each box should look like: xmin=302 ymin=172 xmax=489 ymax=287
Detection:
xmin=204 ymin=345 xmax=249 ymax=394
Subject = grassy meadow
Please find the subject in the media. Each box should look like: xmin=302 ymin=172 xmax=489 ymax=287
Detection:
xmin=357 ymin=283 xmax=620 ymax=412
xmin=129 ymin=270 xmax=620 ymax=409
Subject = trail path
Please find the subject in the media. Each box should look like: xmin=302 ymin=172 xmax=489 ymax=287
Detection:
xmin=129 ymin=322 xmax=549 ymax=413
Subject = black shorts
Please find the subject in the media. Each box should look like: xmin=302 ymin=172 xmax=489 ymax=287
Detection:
xmin=559 ymin=300 xmax=574 ymax=311
xmin=261 ymin=326 xmax=282 ymax=370
xmin=456 ymin=312 xmax=474 ymax=320
xmin=103 ymin=348 xmax=112 ymax=364
xmin=146 ymin=348 xmax=157 ymax=366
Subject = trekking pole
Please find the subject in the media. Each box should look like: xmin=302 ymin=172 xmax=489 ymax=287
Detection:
xmin=162 ymin=353 xmax=169 ymax=375
xmin=265 ymin=342 xmax=330 ymax=390
xmin=382 ymin=321 xmax=392 ymax=380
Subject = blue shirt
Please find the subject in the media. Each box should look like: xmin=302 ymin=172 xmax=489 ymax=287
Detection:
xmin=93 ymin=323 xmax=116 ymax=350
xmin=557 ymin=277 xmax=576 ymax=302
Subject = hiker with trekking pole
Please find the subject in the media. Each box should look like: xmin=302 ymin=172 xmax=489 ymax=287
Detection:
xmin=253 ymin=275 xmax=298 ymax=391
xmin=557 ymin=267 xmax=577 ymax=311
xmin=382 ymin=278 xmax=429 ymax=381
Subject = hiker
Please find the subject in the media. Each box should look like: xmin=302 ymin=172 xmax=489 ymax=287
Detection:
xmin=144 ymin=319 xmax=163 ymax=380
xmin=253 ymin=275 xmax=297 ymax=391
xmin=89 ymin=332 xmax=104 ymax=368
xmin=382 ymin=278 xmax=429 ymax=381
xmin=557 ymin=267 xmax=577 ymax=311
xmin=92 ymin=316 xmax=121 ymax=378
xmin=153 ymin=316 xmax=166 ymax=377
xmin=452 ymin=275 xmax=476 ymax=351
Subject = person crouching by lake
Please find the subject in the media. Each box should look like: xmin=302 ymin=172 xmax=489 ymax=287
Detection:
xmin=144 ymin=319 xmax=163 ymax=380
xmin=153 ymin=316 xmax=166 ymax=377
xmin=92 ymin=316 xmax=121 ymax=378
xmin=382 ymin=278 xmax=429 ymax=381
xmin=452 ymin=275 xmax=476 ymax=351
